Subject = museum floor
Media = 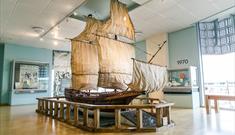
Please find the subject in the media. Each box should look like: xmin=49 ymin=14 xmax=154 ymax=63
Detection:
xmin=0 ymin=105 xmax=235 ymax=135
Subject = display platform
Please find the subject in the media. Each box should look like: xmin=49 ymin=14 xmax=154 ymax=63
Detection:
xmin=36 ymin=97 xmax=174 ymax=132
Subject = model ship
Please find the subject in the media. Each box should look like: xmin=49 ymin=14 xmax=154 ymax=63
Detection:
xmin=65 ymin=0 xmax=167 ymax=105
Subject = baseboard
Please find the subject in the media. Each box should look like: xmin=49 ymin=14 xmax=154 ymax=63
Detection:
xmin=0 ymin=103 xmax=9 ymax=106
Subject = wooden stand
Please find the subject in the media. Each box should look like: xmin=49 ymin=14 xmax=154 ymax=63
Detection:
xmin=205 ymin=95 xmax=235 ymax=114
xmin=36 ymin=97 xmax=174 ymax=132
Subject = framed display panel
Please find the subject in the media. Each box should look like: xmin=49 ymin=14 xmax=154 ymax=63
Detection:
xmin=164 ymin=66 xmax=198 ymax=93
xmin=12 ymin=60 xmax=49 ymax=93
xmin=167 ymin=66 xmax=197 ymax=87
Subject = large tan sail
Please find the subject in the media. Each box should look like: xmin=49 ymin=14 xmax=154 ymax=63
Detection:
xmin=101 ymin=0 xmax=135 ymax=40
xmin=128 ymin=59 xmax=168 ymax=93
xmin=71 ymin=0 xmax=136 ymax=91
xmin=71 ymin=17 xmax=101 ymax=90
xmin=96 ymin=0 xmax=135 ymax=90
xmin=97 ymin=37 xmax=135 ymax=90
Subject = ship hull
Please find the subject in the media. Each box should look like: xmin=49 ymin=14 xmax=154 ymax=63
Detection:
xmin=64 ymin=88 xmax=143 ymax=105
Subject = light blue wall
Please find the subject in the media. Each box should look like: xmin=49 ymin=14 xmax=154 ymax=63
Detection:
xmin=0 ymin=44 xmax=4 ymax=103
xmin=168 ymin=26 xmax=203 ymax=105
xmin=0 ymin=44 xmax=52 ymax=105
xmin=134 ymin=40 xmax=147 ymax=61
xmin=168 ymin=26 xmax=200 ymax=68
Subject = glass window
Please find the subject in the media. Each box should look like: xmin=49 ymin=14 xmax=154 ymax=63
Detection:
xmin=199 ymin=15 xmax=235 ymax=54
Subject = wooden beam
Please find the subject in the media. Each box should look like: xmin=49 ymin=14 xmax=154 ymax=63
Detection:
xmin=41 ymin=100 xmax=44 ymax=113
xmin=45 ymin=100 xmax=49 ymax=115
xmin=74 ymin=105 xmax=79 ymax=126
xmin=54 ymin=102 xmax=58 ymax=118
xmin=214 ymin=99 xmax=219 ymax=113
xmin=50 ymin=101 xmax=53 ymax=116
xmin=156 ymin=108 xmax=163 ymax=127
xmin=59 ymin=103 xmax=64 ymax=120
xmin=37 ymin=99 xmax=41 ymax=112
xmin=83 ymin=108 xmax=88 ymax=126
xmin=66 ymin=104 xmax=71 ymax=123
xmin=166 ymin=106 xmax=171 ymax=124
xmin=136 ymin=109 xmax=143 ymax=129
xmin=115 ymin=109 xmax=121 ymax=129
xmin=205 ymin=95 xmax=211 ymax=114
xmin=94 ymin=109 xmax=100 ymax=129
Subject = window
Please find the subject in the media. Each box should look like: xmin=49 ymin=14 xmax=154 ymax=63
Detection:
xmin=199 ymin=15 xmax=235 ymax=54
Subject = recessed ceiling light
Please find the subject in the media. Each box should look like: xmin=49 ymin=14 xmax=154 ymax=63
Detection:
xmin=32 ymin=26 xmax=45 ymax=34
xmin=53 ymin=41 xmax=58 ymax=45
xmin=54 ymin=31 xmax=58 ymax=38
xmin=40 ymin=38 xmax=44 ymax=41
xmin=73 ymin=12 xmax=77 ymax=16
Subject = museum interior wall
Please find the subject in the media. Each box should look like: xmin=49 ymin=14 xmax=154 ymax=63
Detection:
xmin=168 ymin=26 xmax=203 ymax=105
xmin=0 ymin=26 xmax=204 ymax=105
xmin=0 ymin=44 xmax=4 ymax=103
xmin=0 ymin=43 xmax=52 ymax=105
xmin=145 ymin=33 xmax=169 ymax=99
xmin=146 ymin=32 xmax=169 ymax=66
xmin=134 ymin=40 xmax=147 ymax=62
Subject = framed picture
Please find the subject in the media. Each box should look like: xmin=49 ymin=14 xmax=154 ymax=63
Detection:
xmin=18 ymin=64 xmax=39 ymax=89
xmin=12 ymin=60 xmax=50 ymax=93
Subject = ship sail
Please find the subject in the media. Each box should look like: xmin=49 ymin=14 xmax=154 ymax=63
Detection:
xmin=71 ymin=17 xmax=101 ymax=90
xmin=97 ymin=37 xmax=135 ymax=90
xmin=101 ymin=0 xmax=135 ymax=41
xmin=66 ymin=0 xmax=167 ymax=105
xmin=128 ymin=59 xmax=168 ymax=93
xmin=97 ymin=0 xmax=136 ymax=90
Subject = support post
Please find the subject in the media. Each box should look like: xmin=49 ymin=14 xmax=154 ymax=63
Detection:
xmin=83 ymin=108 xmax=88 ymax=126
xmin=94 ymin=109 xmax=100 ymax=129
xmin=150 ymin=100 xmax=154 ymax=114
xmin=59 ymin=103 xmax=64 ymax=120
xmin=74 ymin=105 xmax=79 ymax=125
xmin=45 ymin=100 xmax=49 ymax=115
xmin=50 ymin=101 xmax=53 ymax=116
xmin=166 ymin=106 xmax=171 ymax=124
xmin=37 ymin=99 xmax=41 ymax=112
xmin=136 ymin=109 xmax=143 ymax=129
xmin=214 ymin=99 xmax=219 ymax=113
xmin=156 ymin=108 xmax=163 ymax=127
xmin=205 ymin=95 xmax=211 ymax=114
xmin=115 ymin=109 xmax=121 ymax=129
xmin=54 ymin=102 xmax=58 ymax=118
xmin=66 ymin=104 xmax=71 ymax=123
xmin=41 ymin=100 xmax=45 ymax=113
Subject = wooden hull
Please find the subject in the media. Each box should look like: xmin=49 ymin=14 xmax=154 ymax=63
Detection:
xmin=64 ymin=88 xmax=143 ymax=105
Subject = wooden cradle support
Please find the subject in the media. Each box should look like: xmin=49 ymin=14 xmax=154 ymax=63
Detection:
xmin=36 ymin=97 xmax=174 ymax=132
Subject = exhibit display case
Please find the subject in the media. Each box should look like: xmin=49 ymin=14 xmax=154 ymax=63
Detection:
xmin=164 ymin=66 xmax=198 ymax=93
xmin=12 ymin=60 xmax=50 ymax=93
xmin=163 ymin=66 xmax=200 ymax=108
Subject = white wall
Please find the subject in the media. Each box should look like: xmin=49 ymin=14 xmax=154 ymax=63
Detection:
xmin=146 ymin=33 xmax=169 ymax=66
xmin=145 ymin=33 xmax=169 ymax=99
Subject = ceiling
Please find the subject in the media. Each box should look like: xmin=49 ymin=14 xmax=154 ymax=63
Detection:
xmin=202 ymin=6 xmax=235 ymax=22
xmin=0 ymin=0 xmax=234 ymax=51
xmin=71 ymin=0 xmax=139 ymax=21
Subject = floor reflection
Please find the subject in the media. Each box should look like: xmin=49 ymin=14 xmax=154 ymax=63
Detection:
xmin=0 ymin=105 xmax=235 ymax=135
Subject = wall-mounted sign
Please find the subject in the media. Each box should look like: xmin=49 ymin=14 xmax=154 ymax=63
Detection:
xmin=177 ymin=59 xmax=188 ymax=65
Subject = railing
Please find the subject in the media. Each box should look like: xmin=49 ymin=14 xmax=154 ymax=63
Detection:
xmin=36 ymin=97 xmax=174 ymax=132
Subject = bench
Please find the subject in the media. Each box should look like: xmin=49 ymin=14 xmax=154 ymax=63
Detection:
xmin=205 ymin=95 xmax=235 ymax=114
